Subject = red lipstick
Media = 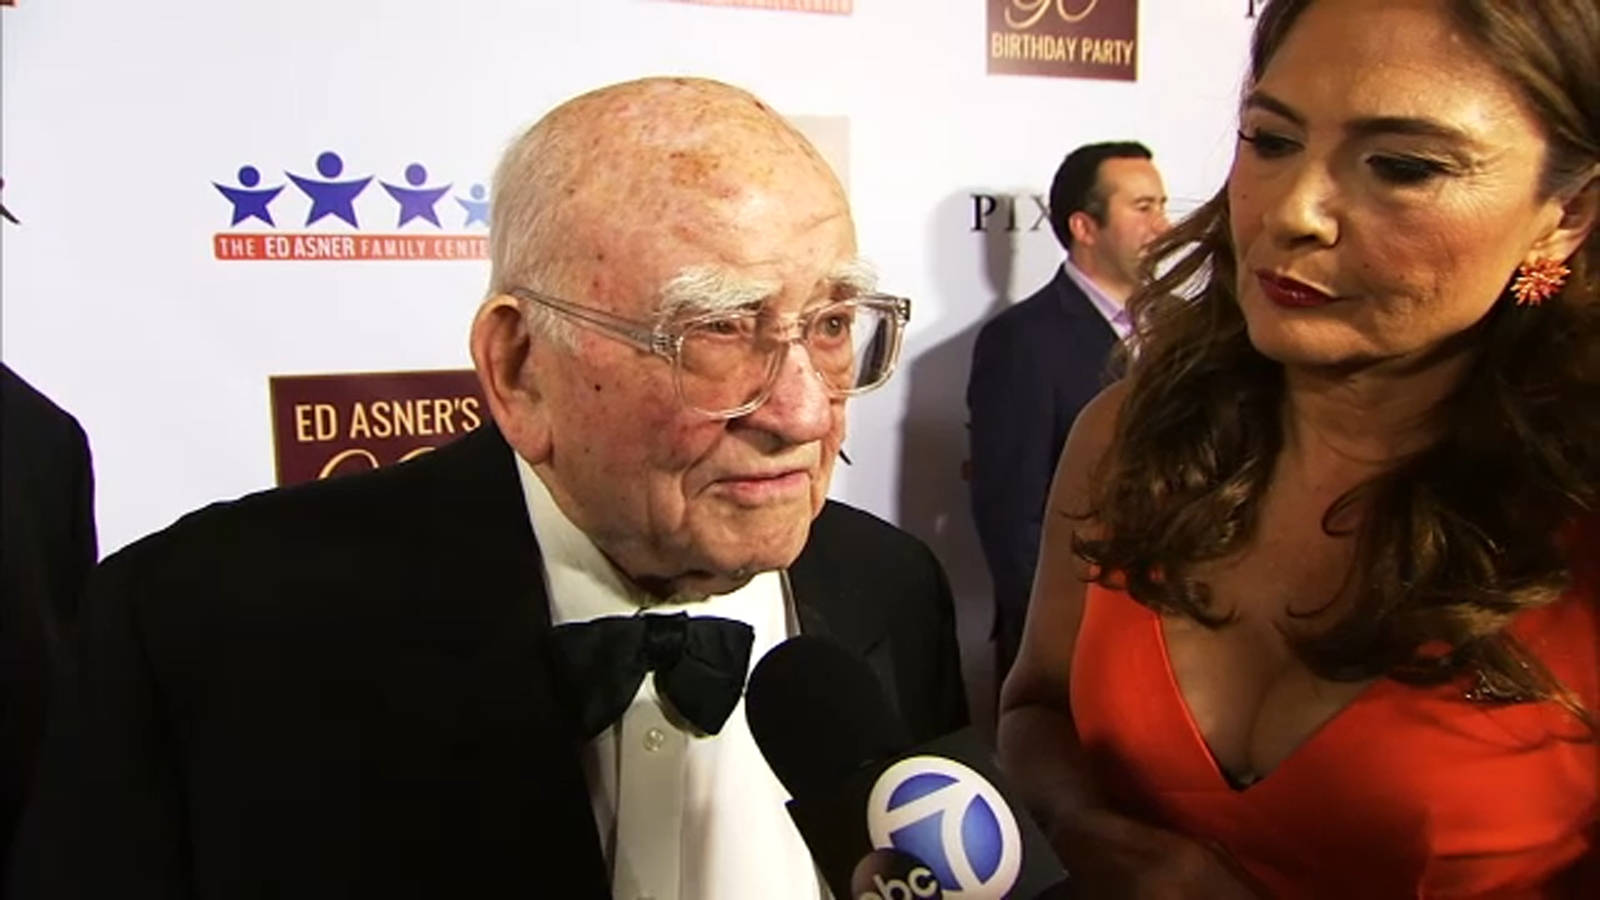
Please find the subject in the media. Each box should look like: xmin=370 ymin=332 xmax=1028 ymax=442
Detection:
xmin=1256 ymin=271 xmax=1336 ymax=309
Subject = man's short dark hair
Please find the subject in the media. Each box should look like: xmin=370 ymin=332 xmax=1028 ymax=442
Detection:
xmin=1048 ymin=141 xmax=1153 ymax=250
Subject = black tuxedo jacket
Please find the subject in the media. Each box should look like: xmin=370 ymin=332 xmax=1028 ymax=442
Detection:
xmin=966 ymin=267 xmax=1118 ymax=672
xmin=8 ymin=425 xmax=967 ymax=899
xmin=1 ymin=366 xmax=97 ymax=893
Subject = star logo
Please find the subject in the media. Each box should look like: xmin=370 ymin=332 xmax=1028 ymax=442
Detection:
xmin=380 ymin=163 xmax=451 ymax=228
xmin=288 ymin=151 xmax=372 ymax=228
xmin=211 ymin=151 xmax=490 ymax=261
xmin=214 ymin=165 xmax=284 ymax=226
xmin=456 ymin=183 xmax=490 ymax=228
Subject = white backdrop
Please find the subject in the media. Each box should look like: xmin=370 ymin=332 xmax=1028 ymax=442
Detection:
xmin=1 ymin=0 xmax=1257 ymax=639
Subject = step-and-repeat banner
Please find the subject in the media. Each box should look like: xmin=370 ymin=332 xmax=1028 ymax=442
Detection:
xmin=2 ymin=0 xmax=1260 ymax=626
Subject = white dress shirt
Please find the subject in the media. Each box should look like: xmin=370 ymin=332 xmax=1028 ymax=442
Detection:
xmin=515 ymin=454 xmax=827 ymax=900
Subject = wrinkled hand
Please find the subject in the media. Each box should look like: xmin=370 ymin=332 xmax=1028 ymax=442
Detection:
xmin=1051 ymin=809 xmax=1269 ymax=899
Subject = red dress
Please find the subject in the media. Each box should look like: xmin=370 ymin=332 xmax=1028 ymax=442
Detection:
xmin=1071 ymin=565 xmax=1599 ymax=897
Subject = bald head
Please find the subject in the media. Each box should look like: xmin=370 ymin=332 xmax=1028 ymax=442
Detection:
xmin=488 ymin=78 xmax=848 ymax=316
xmin=470 ymin=77 xmax=863 ymax=596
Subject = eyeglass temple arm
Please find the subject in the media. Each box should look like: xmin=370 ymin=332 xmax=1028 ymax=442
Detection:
xmin=508 ymin=288 xmax=673 ymax=356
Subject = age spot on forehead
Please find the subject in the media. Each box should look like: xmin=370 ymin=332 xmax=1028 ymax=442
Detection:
xmin=668 ymin=149 xmax=725 ymax=189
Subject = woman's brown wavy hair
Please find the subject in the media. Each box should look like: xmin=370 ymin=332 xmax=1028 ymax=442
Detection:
xmin=1076 ymin=0 xmax=1600 ymax=718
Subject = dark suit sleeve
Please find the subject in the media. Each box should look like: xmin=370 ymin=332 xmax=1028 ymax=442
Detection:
xmin=966 ymin=316 xmax=1055 ymax=639
xmin=0 ymin=368 xmax=98 ymax=637
xmin=63 ymin=429 xmax=99 ymax=631
xmin=1 ymin=369 xmax=100 ymax=893
xmin=870 ymin=531 xmax=970 ymax=742
xmin=789 ymin=503 xmax=969 ymax=741
xmin=916 ymin=541 xmax=970 ymax=738
xmin=8 ymin=546 xmax=193 ymax=899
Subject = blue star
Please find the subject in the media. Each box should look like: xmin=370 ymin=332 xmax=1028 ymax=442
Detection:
xmin=456 ymin=183 xmax=490 ymax=228
xmin=214 ymin=165 xmax=283 ymax=227
xmin=288 ymin=151 xmax=372 ymax=228
xmin=381 ymin=162 xmax=451 ymax=228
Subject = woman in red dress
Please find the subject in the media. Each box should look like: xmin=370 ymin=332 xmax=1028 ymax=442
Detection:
xmin=998 ymin=1 xmax=1599 ymax=896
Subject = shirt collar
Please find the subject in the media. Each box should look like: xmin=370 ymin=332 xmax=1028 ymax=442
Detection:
xmin=1062 ymin=256 xmax=1132 ymax=341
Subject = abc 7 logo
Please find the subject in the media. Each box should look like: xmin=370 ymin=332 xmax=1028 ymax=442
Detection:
xmin=859 ymin=756 xmax=1022 ymax=899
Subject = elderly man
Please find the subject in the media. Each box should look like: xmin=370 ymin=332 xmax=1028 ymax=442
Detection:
xmin=9 ymin=78 xmax=967 ymax=899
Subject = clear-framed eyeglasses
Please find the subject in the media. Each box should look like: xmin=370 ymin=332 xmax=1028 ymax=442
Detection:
xmin=508 ymin=287 xmax=911 ymax=419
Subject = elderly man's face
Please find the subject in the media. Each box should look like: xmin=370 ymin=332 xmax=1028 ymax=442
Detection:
xmin=527 ymin=153 xmax=855 ymax=596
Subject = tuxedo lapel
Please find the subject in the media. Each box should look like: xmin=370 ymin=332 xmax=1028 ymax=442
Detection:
xmin=786 ymin=503 xmax=899 ymax=714
xmin=423 ymin=424 xmax=554 ymax=629
xmin=410 ymin=425 xmax=608 ymax=885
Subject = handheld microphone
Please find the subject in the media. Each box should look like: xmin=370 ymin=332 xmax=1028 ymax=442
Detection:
xmin=746 ymin=636 xmax=1070 ymax=900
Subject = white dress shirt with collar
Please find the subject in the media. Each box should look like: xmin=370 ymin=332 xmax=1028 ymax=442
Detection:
xmin=515 ymin=453 xmax=827 ymax=900
xmin=1061 ymin=256 xmax=1133 ymax=343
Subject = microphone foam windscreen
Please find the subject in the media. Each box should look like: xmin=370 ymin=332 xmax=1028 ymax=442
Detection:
xmin=745 ymin=635 xmax=913 ymax=800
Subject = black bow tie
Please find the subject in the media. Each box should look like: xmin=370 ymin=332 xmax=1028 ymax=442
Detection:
xmin=548 ymin=612 xmax=755 ymax=740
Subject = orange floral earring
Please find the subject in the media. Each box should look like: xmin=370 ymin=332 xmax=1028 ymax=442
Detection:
xmin=1510 ymin=257 xmax=1571 ymax=306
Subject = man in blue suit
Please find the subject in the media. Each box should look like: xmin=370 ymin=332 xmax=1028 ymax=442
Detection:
xmin=967 ymin=142 xmax=1169 ymax=680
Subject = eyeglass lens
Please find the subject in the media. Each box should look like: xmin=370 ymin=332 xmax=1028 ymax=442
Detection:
xmin=675 ymin=301 xmax=897 ymax=415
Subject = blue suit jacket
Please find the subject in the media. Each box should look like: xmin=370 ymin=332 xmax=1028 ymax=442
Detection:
xmin=966 ymin=267 xmax=1118 ymax=663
